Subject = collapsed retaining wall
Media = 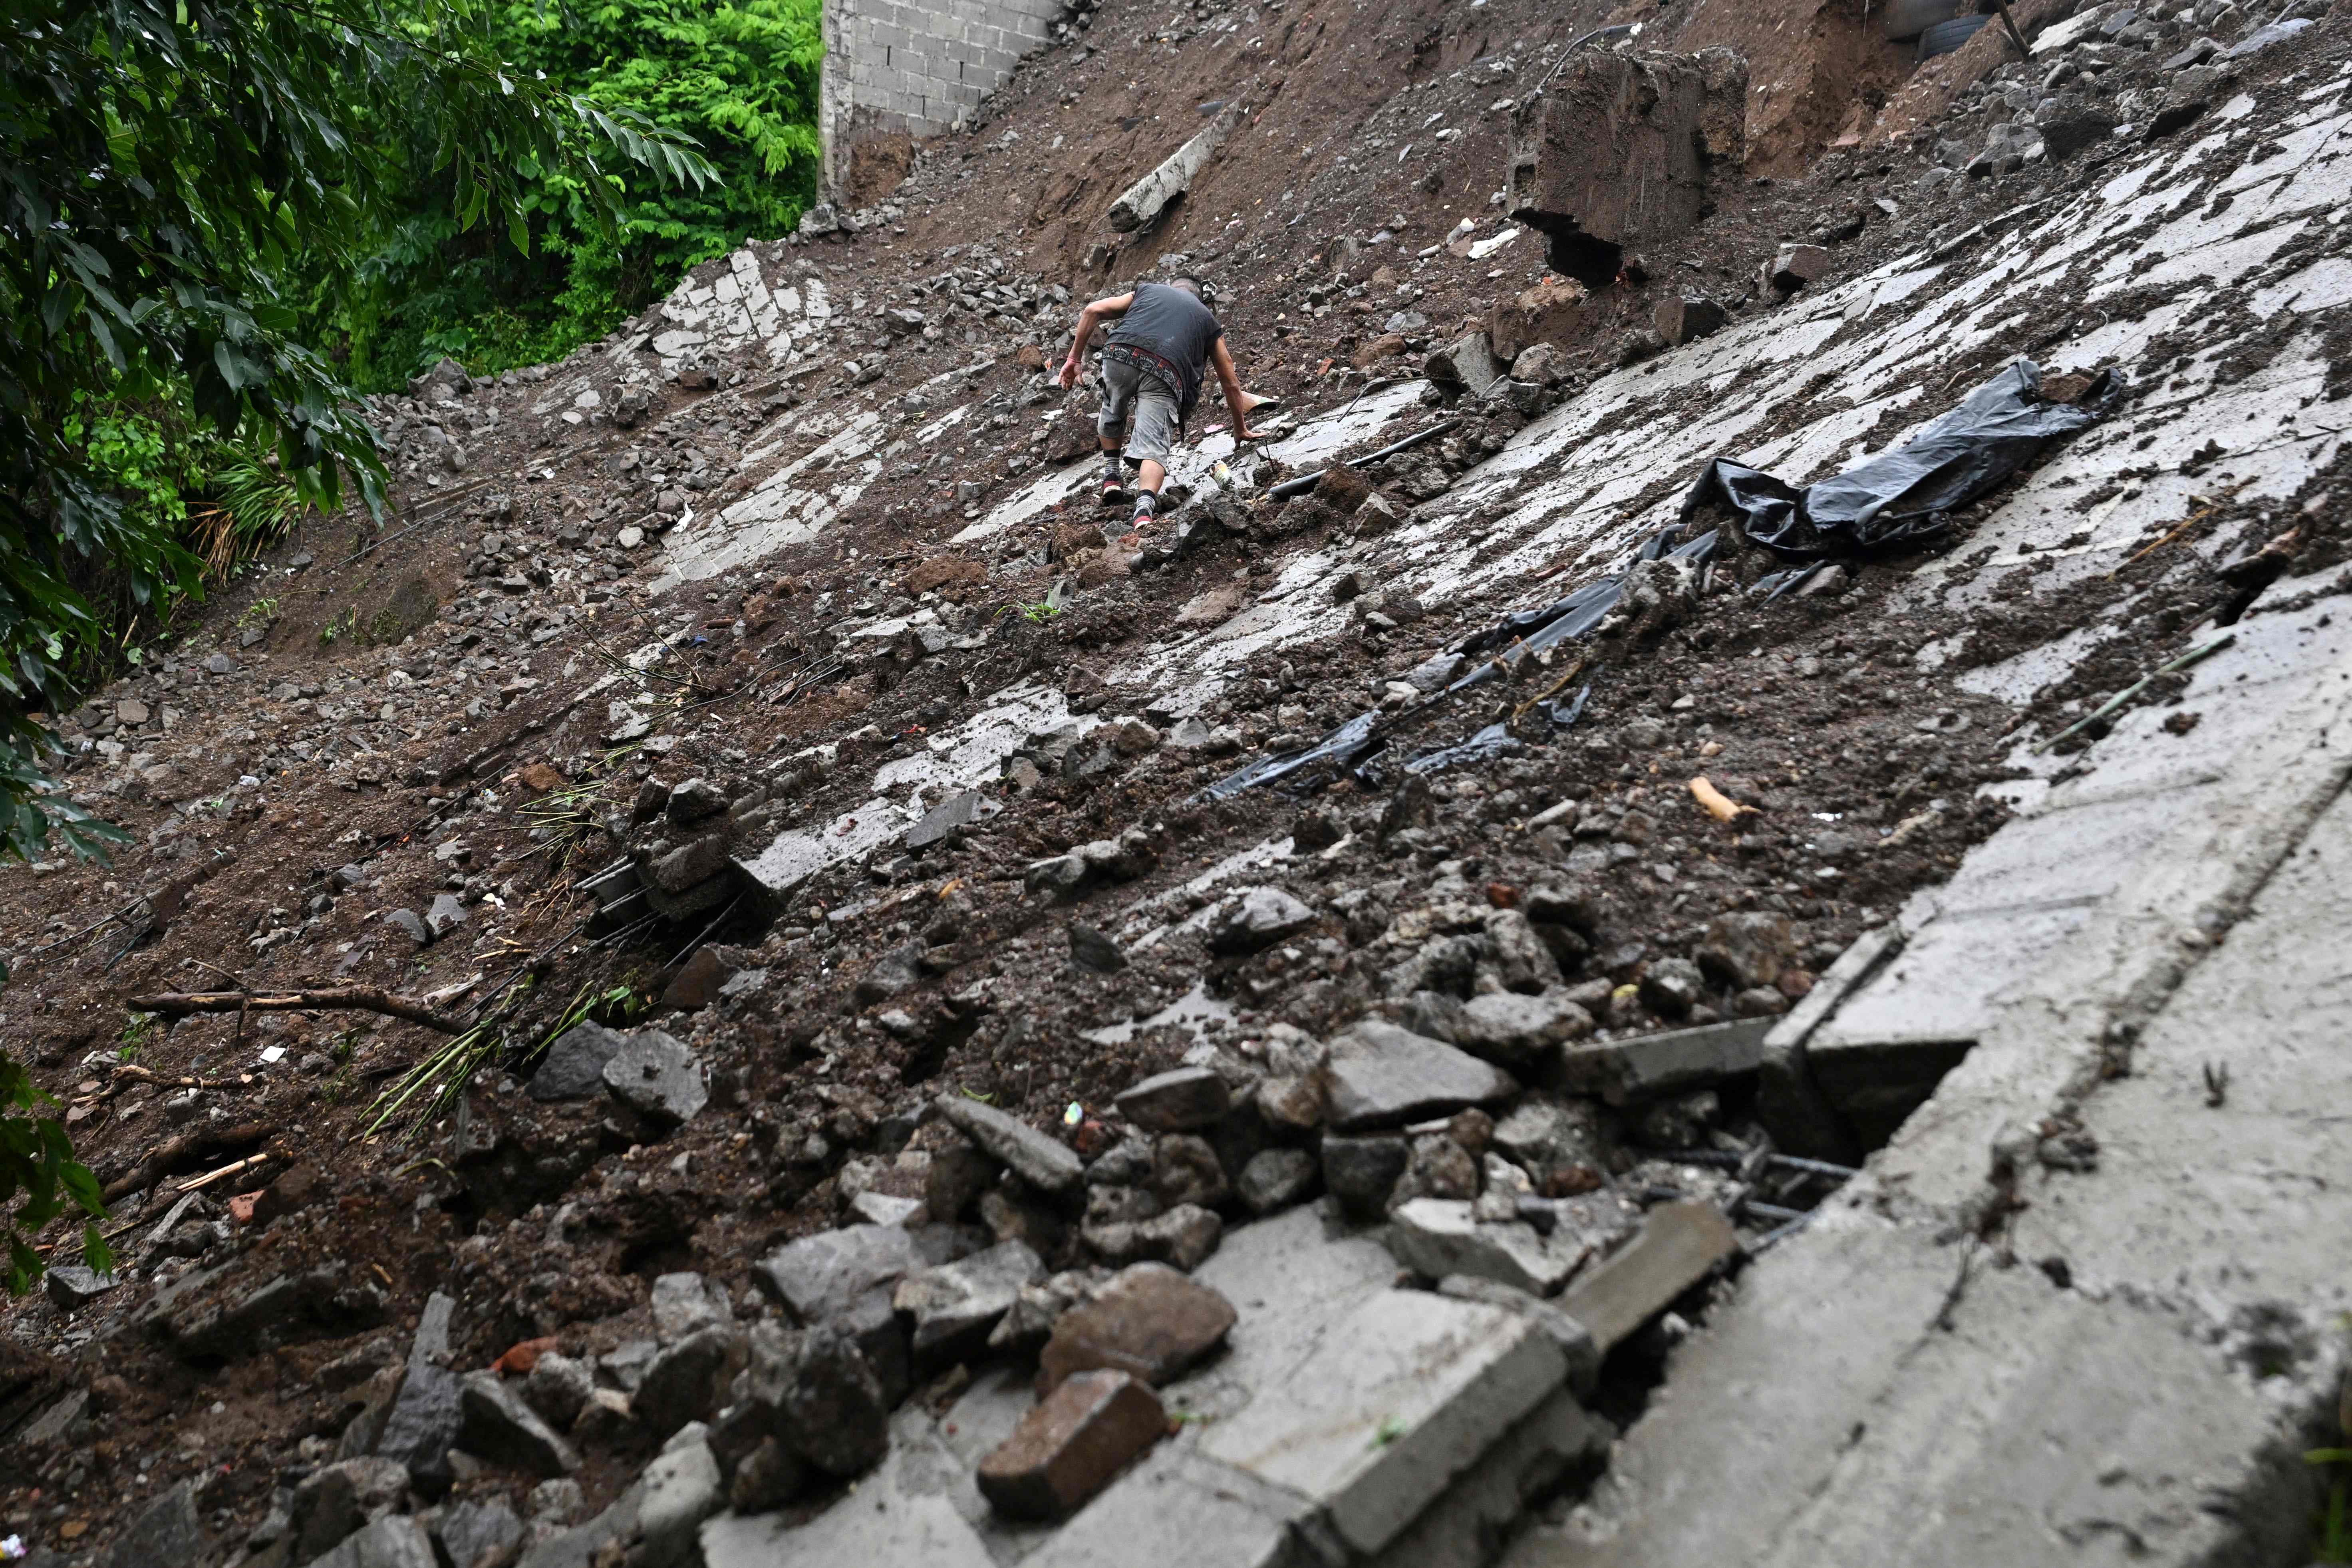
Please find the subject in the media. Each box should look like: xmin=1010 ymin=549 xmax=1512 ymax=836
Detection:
xmin=821 ymin=0 xmax=1072 ymax=197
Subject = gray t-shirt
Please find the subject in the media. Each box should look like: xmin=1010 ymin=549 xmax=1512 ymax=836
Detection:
xmin=1106 ymin=284 xmax=1224 ymax=415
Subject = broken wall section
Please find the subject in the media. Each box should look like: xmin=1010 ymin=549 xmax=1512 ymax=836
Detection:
xmin=821 ymin=0 xmax=1079 ymax=198
xmin=1505 ymin=48 xmax=1749 ymax=287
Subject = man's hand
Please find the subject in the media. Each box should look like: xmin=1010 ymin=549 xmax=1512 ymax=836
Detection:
xmin=1233 ymin=419 xmax=1260 ymax=442
xmin=1058 ymin=355 xmax=1082 ymax=390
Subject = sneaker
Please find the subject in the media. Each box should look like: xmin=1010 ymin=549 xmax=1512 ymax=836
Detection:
xmin=1099 ymin=473 xmax=1129 ymax=507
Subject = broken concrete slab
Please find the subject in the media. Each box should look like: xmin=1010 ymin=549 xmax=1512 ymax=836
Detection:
xmin=1555 ymin=1202 xmax=1737 ymax=1353
xmin=1325 ymin=1019 xmax=1519 ymax=1130
xmin=1107 ymin=103 xmax=1246 ymax=232
xmin=1387 ymin=1198 xmax=1594 ymax=1296
xmin=1370 ymin=1386 xmax=1610 ymax=1568
xmin=1555 ymin=1016 xmax=1772 ymax=1105
xmin=1434 ymin=1276 xmax=1601 ymax=1395
xmin=1199 ymin=1289 xmax=1567 ymax=1554
xmin=1505 ymin=49 xmax=1748 ymax=286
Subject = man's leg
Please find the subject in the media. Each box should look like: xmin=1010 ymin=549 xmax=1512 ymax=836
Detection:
xmin=1098 ymin=360 xmax=1135 ymax=504
xmin=1128 ymin=395 xmax=1179 ymax=526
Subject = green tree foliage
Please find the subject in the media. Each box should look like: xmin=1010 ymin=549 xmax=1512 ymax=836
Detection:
xmin=0 ymin=965 xmax=111 ymax=1294
xmin=323 ymin=0 xmax=824 ymax=388
xmin=0 ymin=0 xmax=715 ymax=1290
xmin=0 ymin=0 xmax=717 ymax=865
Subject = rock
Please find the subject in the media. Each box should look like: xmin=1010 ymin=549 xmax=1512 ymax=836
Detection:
xmin=1450 ymin=991 xmax=1594 ymax=1070
xmin=1386 ymin=1197 xmax=1591 ymax=1296
xmin=383 ymin=908 xmax=431 ymax=946
xmin=753 ymin=1224 xmax=925 ymax=1325
xmin=664 ymin=777 xmax=728 ymax=826
xmin=601 ymin=1029 xmax=708 ymax=1125
xmin=1422 ymin=332 xmax=1502 ymax=397
xmin=1124 ymin=1204 xmax=1224 ymax=1271
xmin=979 ymin=1370 xmax=1166 ymax=1520
xmin=1068 ymin=923 xmax=1126 ymax=973
xmin=425 ymin=892 xmax=468 ymax=938
xmin=650 ymin=1272 xmax=729 ymax=1343
xmin=989 ymin=1270 xmax=1098 ymax=1357
xmin=1150 ymin=1134 xmax=1231 ymax=1208
xmin=522 ymin=1353 xmax=595 ymax=1431
xmin=1484 ymin=908 xmax=1563 ymax=992
xmin=1209 ymin=885 xmax=1315 ymax=955
xmin=1390 ymin=1133 xmax=1480 ymax=1210
xmin=309 ymin=1514 xmax=437 ymax=1568
xmin=1322 ymin=1133 xmax=1411 ymax=1220
xmin=376 ymin=1292 xmax=464 ymax=1489
xmin=1197 ymin=1290 xmax=1566 ymax=1555
xmin=2040 ymin=99 xmax=2119 ymax=159
xmin=1435 ymin=1276 xmax=1602 ymax=1394
xmin=44 ymin=1265 xmax=115 ymax=1310
xmin=1652 ymin=294 xmax=1726 ymax=346
xmin=432 ymin=1498 xmax=523 ymax=1568
xmin=1116 ymin=1066 xmax=1230 ymax=1132
xmin=1762 ymin=243 xmax=1830 ymax=294
xmin=1040 ymin=1262 xmax=1237 ymax=1391
xmin=1638 ymin=956 xmax=1706 ymax=1018
xmin=934 ymin=1095 xmax=1083 ymax=1195
xmin=103 ymin=1479 xmax=205 ymax=1568
xmin=1510 ymin=342 xmax=1569 ymax=386
xmin=1352 ymin=332 xmax=1408 ymax=368
xmin=1324 ymin=1019 xmax=1518 ymax=1130
xmin=459 ymin=1371 xmax=580 ymax=1476
xmin=526 ymin=1477 xmax=585 ymax=1522
xmin=782 ymin=1325 xmax=891 ymax=1477
xmin=288 ymin=1456 xmax=409 ymax=1562
xmin=1696 ymin=912 xmax=1798 ymax=991
xmin=662 ymin=946 xmax=741 ymax=1011
xmin=892 ymin=1240 xmax=1043 ymax=1365
xmin=1236 ymin=1148 xmax=1319 ymax=1214
xmin=728 ymin=1436 xmax=807 ymax=1514
xmin=1557 ymin=1202 xmax=1738 ymax=1352
xmin=633 ymin=1325 xmax=747 ymax=1441
xmin=638 ymin=1441 xmax=723 ymax=1568
xmin=1492 ymin=1099 xmax=1613 ymax=1196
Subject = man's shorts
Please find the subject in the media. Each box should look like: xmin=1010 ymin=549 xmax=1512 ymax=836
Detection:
xmin=1098 ymin=356 xmax=1181 ymax=467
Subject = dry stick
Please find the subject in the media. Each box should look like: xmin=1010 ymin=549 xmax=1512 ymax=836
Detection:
xmin=127 ymin=986 xmax=469 ymax=1035
xmin=103 ymin=1120 xmax=275 ymax=1202
xmin=179 ymin=1153 xmax=272 ymax=1194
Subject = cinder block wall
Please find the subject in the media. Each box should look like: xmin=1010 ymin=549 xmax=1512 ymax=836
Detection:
xmin=820 ymin=0 xmax=1067 ymax=195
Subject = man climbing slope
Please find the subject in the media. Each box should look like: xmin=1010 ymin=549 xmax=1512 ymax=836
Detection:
xmin=1058 ymin=278 xmax=1271 ymax=527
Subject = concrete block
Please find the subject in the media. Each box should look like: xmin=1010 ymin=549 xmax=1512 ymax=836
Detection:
xmin=1200 ymin=1291 xmax=1567 ymax=1554
xmin=1554 ymin=1016 xmax=1772 ymax=1105
xmin=1556 ymin=1203 xmax=1737 ymax=1353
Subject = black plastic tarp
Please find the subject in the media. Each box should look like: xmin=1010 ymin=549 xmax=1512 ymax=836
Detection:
xmin=1678 ymin=360 xmax=2126 ymax=557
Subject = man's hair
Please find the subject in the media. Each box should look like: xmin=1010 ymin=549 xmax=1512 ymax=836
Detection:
xmin=1168 ymin=276 xmax=1202 ymax=297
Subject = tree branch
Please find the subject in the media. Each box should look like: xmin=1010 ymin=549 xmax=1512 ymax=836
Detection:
xmin=125 ymin=986 xmax=468 ymax=1034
